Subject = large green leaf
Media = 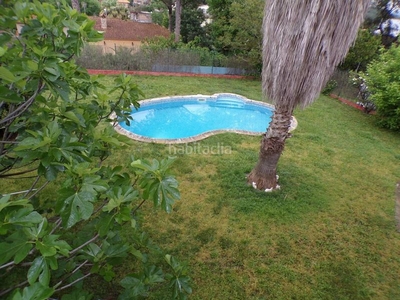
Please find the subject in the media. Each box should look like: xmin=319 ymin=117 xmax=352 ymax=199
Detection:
xmin=8 ymin=208 xmax=43 ymax=226
xmin=104 ymin=243 xmax=130 ymax=259
xmin=119 ymin=276 xmax=147 ymax=299
xmin=19 ymin=282 xmax=55 ymax=300
xmin=60 ymin=191 xmax=95 ymax=228
xmin=158 ymin=176 xmax=180 ymax=213
xmin=0 ymin=86 xmax=23 ymax=103
xmin=0 ymin=195 xmax=30 ymax=212
xmin=0 ymin=66 xmax=16 ymax=82
xmin=165 ymin=255 xmax=192 ymax=299
xmin=143 ymin=265 xmax=165 ymax=285
xmin=28 ymin=256 xmax=50 ymax=285
xmin=81 ymin=175 xmax=108 ymax=194
xmin=0 ymin=232 xmax=31 ymax=265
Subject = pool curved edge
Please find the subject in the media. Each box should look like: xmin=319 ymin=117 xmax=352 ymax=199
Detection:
xmin=112 ymin=93 xmax=298 ymax=144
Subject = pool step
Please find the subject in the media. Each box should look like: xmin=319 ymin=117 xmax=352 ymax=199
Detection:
xmin=215 ymin=98 xmax=245 ymax=108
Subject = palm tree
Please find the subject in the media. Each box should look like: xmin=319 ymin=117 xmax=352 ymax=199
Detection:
xmin=247 ymin=0 xmax=371 ymax=191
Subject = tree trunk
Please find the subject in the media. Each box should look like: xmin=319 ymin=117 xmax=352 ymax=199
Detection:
xmin=174 ymin=0 xmax=181 ymax=42
xmin=71 ymin=0 xmax=80 ymax=12
xmin=168 ymin=6 xmax=173 ymax=32
xmin=247 ymin=105 xmax=293 ymax=191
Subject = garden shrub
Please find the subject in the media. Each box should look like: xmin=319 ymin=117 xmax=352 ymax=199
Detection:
xmin=364 ymin=46 xmax=400 ymax=130
xmin=77 ymin=37 xmax=257 ymax=74
xmin=0 ymin=2 xmax=191 ymax=299
xmin=322 ymin=79 xmax=338 ymax=95
xmin=340 ymin=29 xmax=381 ymax=72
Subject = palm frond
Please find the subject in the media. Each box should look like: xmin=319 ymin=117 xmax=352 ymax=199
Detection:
xmin=262 ymin=0 xmax=370 ymax=110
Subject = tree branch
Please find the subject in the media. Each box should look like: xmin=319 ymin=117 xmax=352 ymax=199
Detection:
xmin=0 ymin=280 xmax=28 ymax=298
xmin=0 ymin=261 xmax=15 ymax=270
xmin=27 ymin=179 xmax=50 ymax=200
xmin=0 ymin=82 xmax=45 ymax=126
xmin=0 ymin=167 xmax=38 ymax=178
xmin=69 ymin=234 xmax=100 ymax=256
xmin=54 ymin=273 xmax=91 ymax=292
xmin=54 ymin=259 xmax=89 ymax=290
xmin=131 ymin=198 xmax=147 ymax=215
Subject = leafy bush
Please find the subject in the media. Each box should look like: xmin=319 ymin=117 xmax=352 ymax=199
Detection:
xmin=364 ymin=46 xmax=400 ymax=130
xmin=77 ymin=37 xmax=257 ymax=74
xmin=322 ymin=79 xmax=338 ymax=95
xmin=43 ymin=0 xmax=101 ymax=15
xmin=81 ymin=0 xmax=102 ymax=16
xmin=340 ymin=29 xmax=381 ymax=72
xmin=0 ymin=2 xmax=191 ymax=299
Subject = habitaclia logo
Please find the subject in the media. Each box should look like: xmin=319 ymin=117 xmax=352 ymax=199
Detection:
xmin=168 ymin=142 xmax=232 ymax=155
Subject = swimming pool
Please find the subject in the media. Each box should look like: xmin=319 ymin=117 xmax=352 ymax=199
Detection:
xmin=115 ymin=93 xmax=294 ymax=144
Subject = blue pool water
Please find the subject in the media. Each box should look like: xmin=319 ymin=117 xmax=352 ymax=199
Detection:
xmin=118 ymin=94 xmax=274 ymax=141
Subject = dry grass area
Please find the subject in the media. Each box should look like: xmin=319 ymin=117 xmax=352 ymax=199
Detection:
xmin=108 ymin=75 xmax=400 ymax=299
xmin=123 ymin=105 xmax=400 ymax=299
xmin=3 ymin=75 xmax=398 ymax=299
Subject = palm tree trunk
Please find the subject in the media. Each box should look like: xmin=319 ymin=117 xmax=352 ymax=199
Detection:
xmin=247 ymin=0 xmax=370 ymax=192
xmin=247 ymin=105 xmax=293 ymax=191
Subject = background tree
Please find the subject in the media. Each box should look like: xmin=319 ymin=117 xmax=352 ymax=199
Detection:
xmin=228 ymin=0 xmax=263 ymax=71
xmin=247 ymin=0 xmax=371 ymax=191
xmin=156 ymin=0 xmax=175 ymax=32
xmin=179 ymin=6 xmax=207 ymax=44
xmin=205 ymin=0 xmax=263 ymax=69
xmin=0 ymin=1 xmax=190 ymax=299
xmin=339 ymin=29 xmax=382 ymax=72
xmin=79 ymin=0 xmax=101 ymax=16
xmin=206 ymin=0 xmax=234 ymax=53
xmin=174 ymin=0 xmax=182 ymax=42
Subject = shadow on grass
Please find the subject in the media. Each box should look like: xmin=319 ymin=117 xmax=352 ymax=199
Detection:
xmin=212 ymin=150 xmax=331 ymax=223
xmin=315 ymin=259 xmax=374 ymax=299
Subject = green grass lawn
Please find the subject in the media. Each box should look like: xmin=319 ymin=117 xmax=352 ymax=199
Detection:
xmin=108 ymin=75 xmax=400 ymax=299
xmin=3 ymin=75 xmax=400 ymax=299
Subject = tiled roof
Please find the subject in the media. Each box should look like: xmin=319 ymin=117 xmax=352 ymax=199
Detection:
xmin=90 ymin=17 xmax=171 ymax=41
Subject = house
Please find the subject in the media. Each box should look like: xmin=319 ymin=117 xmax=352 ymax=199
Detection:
xmin=132 ymin=0 xmax=151 ymax=5
xmin=117 ymin=0 xmax=130 ymax=8
xmin=90 ymin=17 xmax=171 ymax=54
xmin=130 ymin=11 xmax=152 ymax=23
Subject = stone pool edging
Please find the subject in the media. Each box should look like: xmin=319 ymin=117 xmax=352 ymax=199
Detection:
xmin=112 ymin=93 xmax=298 ymax=144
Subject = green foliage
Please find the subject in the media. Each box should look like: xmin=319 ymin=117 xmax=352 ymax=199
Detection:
xmin=206 ymin=0 xmax=234 ymax=54
xmin=80 ymin=0 xmax=102 ymax=16
xmin=322 ymin=79 xmax=338 ymax=95
xmin=178 ymin=7 xmax=208 ymax=46
xmin=101 ymin=0 xmax=117 ymax=9
xmin=228 ymin=0 xmax=263 ymax=71
xmin=363 ymin=46 xmax=400 ymax=130
xmin=340 ymin=29 xmax=382 ymax=71
xmin=151 ymin=9 xmax=170 ymax=29
xmin=76 ymin=36 xmax=254 ymax=73
xmin=0 ymin=1 xmax=190 ymax=299
xmin=120 ymin=85 xmax=399 ymax=299
xmin=40 ymin=0 xmax=101 ymax=15
xmin=206 ymin=0 xmax=263 ymax=70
